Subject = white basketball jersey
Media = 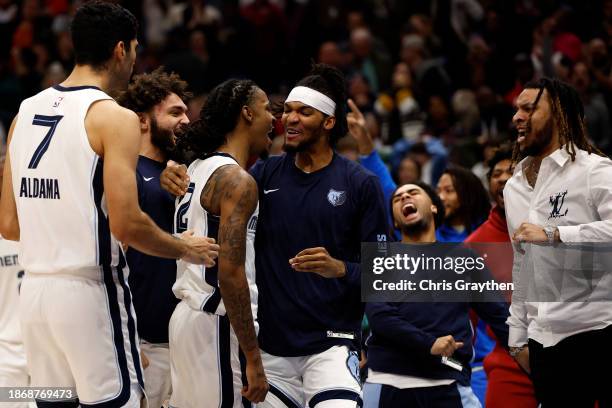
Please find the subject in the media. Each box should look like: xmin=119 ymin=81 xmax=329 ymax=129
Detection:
xmin=173 ymin=153 xmax=258 ymax=324
xmin=0 ymin=237 xmax=23 ymax=345
xmin=9 ymin=85 xmax=121 ymax=275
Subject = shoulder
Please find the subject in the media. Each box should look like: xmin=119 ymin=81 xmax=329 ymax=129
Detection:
xmin=249 ymin=153 xmax=287 ymax=181
xmin=87 ymin=99 xmax=138 ymax=127
xmin=337 ymin=155 xmax=381 ymax=191
xmin=212 ymin=163 xmax=258 ymax=195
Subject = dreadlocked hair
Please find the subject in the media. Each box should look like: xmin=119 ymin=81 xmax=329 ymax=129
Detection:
xmin=295 ymin=63 xmax=348 ymax=147
xmin=511 ymin=77 xmax=606 ymax=163
xmin=174 ymin=79 xmax=259 ymax=163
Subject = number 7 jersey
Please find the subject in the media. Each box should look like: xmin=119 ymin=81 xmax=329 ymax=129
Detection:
xmin=9 ymin=85 xmax=118 ymax=275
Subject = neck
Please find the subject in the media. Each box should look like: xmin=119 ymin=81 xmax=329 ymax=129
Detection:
xmin=401 ymin=226 xmax=436 ymax=243
xmin=61 ymin=65 xmax=112 ymax=93
xmin=139 ymin=135 xmax=165 ymax=162
xmin=533 ymin=133 xmax=561 ymax=161
xmin=217 ymin=131 xmax=250 ymax=169
xmin=294 ymin=139 xmax=334 ymax=173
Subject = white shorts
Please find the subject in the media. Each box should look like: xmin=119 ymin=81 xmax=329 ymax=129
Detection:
xmin=0 ymin=340 xmax=30 ymax=408
xmin=259 ymin=346 xmax=362 ymax=408
xmin=19 ymin=271 xmax=144 ymax=407
xmin=169 ymin=301 xmax=244 ymax=408
xmin=141 ymin=341 xmax=171 ymax=408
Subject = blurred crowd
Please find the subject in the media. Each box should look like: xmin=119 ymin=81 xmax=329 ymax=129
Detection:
xmin=2 ymin=0 xmax=612 ymax=180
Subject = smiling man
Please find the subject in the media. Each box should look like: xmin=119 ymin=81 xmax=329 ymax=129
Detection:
xmin=117 ymin=67 xmax=194 ymax=408
xmin=250 ymin=64 xmax=388 ymax=408
xmin=505 ymin=77 xmax=612 ymax=406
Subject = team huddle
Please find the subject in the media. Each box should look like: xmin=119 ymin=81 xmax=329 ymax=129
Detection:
xmin=2 ymin=2 xmax=612 ymax=408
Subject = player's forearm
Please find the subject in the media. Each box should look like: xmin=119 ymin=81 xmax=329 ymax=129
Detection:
xmin=219 ymin=267 xmax=260 ymax=359
xmin=113 ymin=210 xmax=185 ymax=259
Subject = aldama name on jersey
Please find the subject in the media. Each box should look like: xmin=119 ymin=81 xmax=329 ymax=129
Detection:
xmin=19 ymin=177 xmax=60 ymax=199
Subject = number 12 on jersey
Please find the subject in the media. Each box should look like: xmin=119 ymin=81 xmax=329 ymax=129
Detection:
xmin=175 ymin=182 xmax=196 ymax=234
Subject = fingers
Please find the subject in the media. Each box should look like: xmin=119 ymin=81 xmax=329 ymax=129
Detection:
xmin=347 ymin=98 xmax=364 ymax=118
xmin=241 ymin=383 xmax=269 ymax=403
xmin=292 ymin=261 xmax=326 ymax=272
xmin=294 ymin=247 xmax=327 ymax=257
xmin=290 ymin=254 xmax=324 ymax=264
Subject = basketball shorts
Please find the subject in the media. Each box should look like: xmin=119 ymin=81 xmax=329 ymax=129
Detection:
xmin=0 ymin=340 xmax=30 ymax=408
xmin=259 ymin=345 xmax=362 ymax=408
xmin=140 ymin=341 xmax=171 ymax=408
xmin=169 ymin=301 xmax=245 ymax=408
xmin=19 ymin=271 xmax=144 ymax=407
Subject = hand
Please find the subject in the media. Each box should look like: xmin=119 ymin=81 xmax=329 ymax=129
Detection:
xmin=179 ymin=230 xmax=220 ymax=266
xmin=512 ymin=223 xmax=547 ymax=243
xmin=290 ymin=247 xmax=346 ymax=278
xmin=347 ymin=98 xmax=374 ymax=156
xmin=430 ymin=335 xmax=464 ymax=357
xmin=140 ymin=350 xmax=150 ymax=369
xmin=513 ymin=347 xmax=530 ymax=374
xmin=241 ymin=356 xmax=269 ymax=403
xmin=160 ymin=160 xmax=189 ymax=196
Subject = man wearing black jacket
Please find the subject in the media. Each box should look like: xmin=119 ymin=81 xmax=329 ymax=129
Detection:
xmin=364 ymin=182 xmax=509 ymax=408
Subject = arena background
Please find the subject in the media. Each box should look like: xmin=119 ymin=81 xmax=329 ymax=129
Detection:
xmin=1 ymin=0 xmax=611 ymax=174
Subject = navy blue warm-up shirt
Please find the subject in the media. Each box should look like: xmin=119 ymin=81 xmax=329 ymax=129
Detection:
xmin=250 ymin=152 xmax=388 ymax=356
xmin=126 ymin=156 xmax=179 ymax=344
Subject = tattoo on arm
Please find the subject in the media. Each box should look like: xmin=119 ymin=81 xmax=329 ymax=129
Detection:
xmin=211 ymin=166 xmax=260 ymax=355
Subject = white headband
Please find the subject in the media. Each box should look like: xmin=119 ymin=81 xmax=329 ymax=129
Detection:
xmin=285 ymin=86 xmax=336 ymax=117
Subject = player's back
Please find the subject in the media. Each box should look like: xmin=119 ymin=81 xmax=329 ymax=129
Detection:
xmin=10 ymin=84 xmax=117 ymax=275
xmin=173 ymin=153 xmax=258 ymax=324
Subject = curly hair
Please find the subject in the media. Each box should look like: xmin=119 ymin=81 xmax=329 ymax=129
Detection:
xmin=174 ymin=79 xmax=259 ymax=162
xmin=71 ymin=1 xmax=138 ymax=69
xmin=117 ymin=67 xmax=191 ymax=113
xmin=295 ymin=63 xmax=348 ymax=147
xmin=512 ymin=77 xmax=606 ymax=163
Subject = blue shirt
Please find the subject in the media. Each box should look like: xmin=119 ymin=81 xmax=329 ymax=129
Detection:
xmin=126 ymin=156 xmax=179 ymax=343
xmin=250 ymin=152 xmax=388 ymax=356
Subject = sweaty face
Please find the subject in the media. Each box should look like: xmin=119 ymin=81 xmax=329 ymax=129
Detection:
xmin=150 ymin=92 xmax=189 ymax=154
xmin=281 ymin=101 xmax=330 ymax=153
xmin=489 ymin=159 xmax=513 ymax=210
xmin=247 ymin=88 xmax=275 ymax=156
xmin=437 ymin=173 xmax=460 ymax=219
xmin=512 ymin=88 xmax=555 ymax=158
xmin=392 ymin=184 xmax=437 ymax=233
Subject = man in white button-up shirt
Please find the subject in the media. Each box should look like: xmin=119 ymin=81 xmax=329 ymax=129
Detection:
xmin=504 ymin=77 xmax=612 ymax=407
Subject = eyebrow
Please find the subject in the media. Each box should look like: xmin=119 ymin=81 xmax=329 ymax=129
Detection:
xmin=393 ymin=188 xmax=420 ymax=198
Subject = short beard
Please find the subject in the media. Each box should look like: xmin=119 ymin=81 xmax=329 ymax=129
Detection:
xmin=399 ymin=217 xmax=431 ymax=237
xmin=150 ymin=117 xmax=176 ymax=157
xmin=283 ymin=121 xmax=326 ymax=153
xmin=519 ymin=116 xmax=554 ymax=158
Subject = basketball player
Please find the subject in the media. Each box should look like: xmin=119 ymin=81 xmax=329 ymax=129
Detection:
xmin=0 ymin=140 xmax=29 ymax=408
xmin=0 ymin=2 xmax=217 ymax=406
xmin=117 ymin=68 xmax=194 ymax=408
xmin=169 ymin=79 xmax=273 ymax=407
xmin=162 ymin=64 xmax=388 ymax=408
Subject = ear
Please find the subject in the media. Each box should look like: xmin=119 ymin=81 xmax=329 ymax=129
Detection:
xmin=137 ymin=113 xmax=149 ymax=133
xmin=241 ymin=106 xmax=253 ymax=124
xmin=431 ymin=204 xmax=437 ymax=215
xmin=323 ymin=115 xmax=336 ymax=131
xmin=113 ymin=41 xmax=127 ymax=60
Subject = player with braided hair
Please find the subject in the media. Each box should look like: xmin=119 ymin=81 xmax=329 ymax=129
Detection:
xmin=161 ymin=64 xmax=388 ymax=408
xmin=169 ymin=78 xmax=273 ymax=407
xmin=505 ymin=77 xmax=612 ymax=406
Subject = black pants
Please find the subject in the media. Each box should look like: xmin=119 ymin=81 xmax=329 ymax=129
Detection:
xmin=363 ymin=382 xmax=481 ymax=408
xmin=529 ymin=324 xmax=612 ymax=408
